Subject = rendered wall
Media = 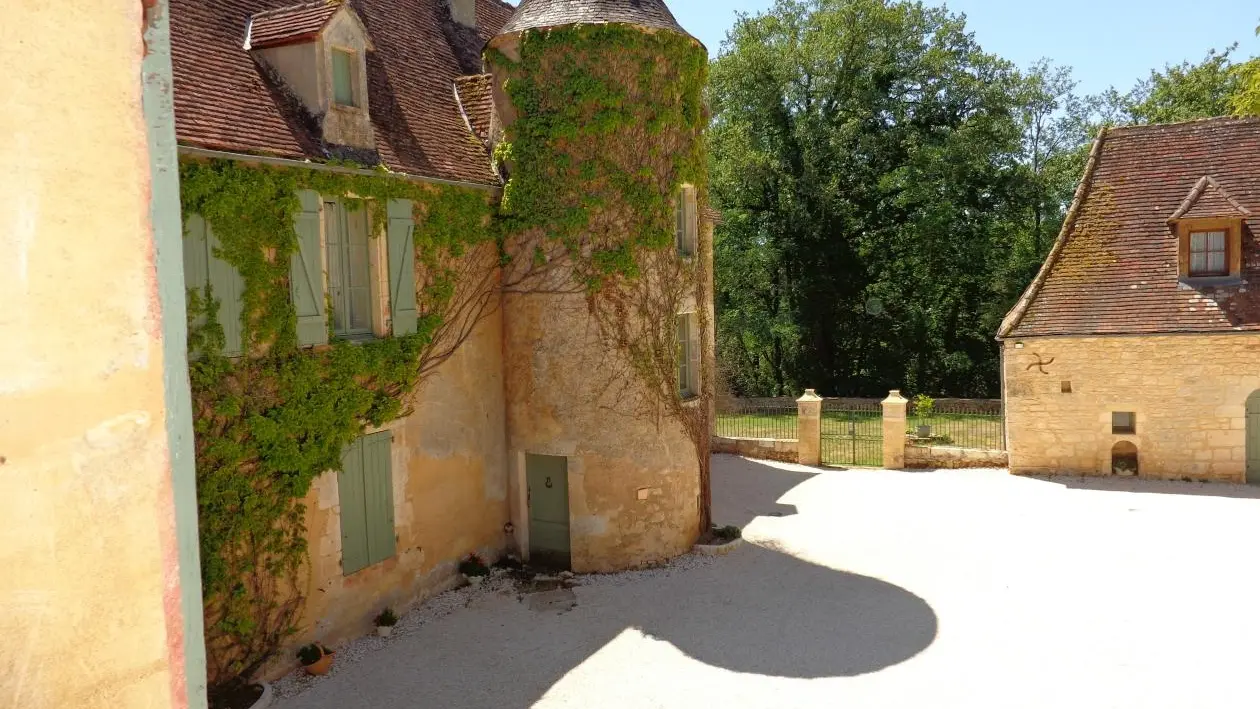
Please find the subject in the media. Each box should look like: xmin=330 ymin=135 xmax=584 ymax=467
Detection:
xmin=279 ymin=305 xmax=510 ymax=665
xmin=0 ymin=1 xmax=199 ymax=707
xmin=1003 ymin=335 xmax=1260 ymax=481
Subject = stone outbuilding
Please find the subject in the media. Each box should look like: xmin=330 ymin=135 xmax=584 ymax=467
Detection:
xmin=998 ymin=117 xmax=1260 ymax=483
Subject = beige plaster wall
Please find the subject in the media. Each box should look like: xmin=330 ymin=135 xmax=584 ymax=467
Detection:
xmin=0 ymin=2 xmax=191 ymax=707
xmin=1003 ymin=335 xmax=1260 ymax=482
xmin=501 ymin=290 xmax=702 ymax=574
xmin=277 ymin=305 xmax=509 ymax=668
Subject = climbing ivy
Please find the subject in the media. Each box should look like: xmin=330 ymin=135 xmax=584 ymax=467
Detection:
xmin=488 ymin=25 xmax=714 ymax=525
xmin=180 ymin=159 xmax=496 ymax=686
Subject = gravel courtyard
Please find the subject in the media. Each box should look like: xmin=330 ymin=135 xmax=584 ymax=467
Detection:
xmin=275 ymin=455 xmax=1260 ymax=709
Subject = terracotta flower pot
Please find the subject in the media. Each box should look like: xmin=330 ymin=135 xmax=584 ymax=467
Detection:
xmin=303 ymin=650 xmax=334 ymax=676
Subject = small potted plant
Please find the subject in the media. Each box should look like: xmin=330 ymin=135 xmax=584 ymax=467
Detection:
xmin=374 ymin=608 xmax=398 ymax=638
xmin=459 ymin=553 xmax=490 ymax=588
xmin=297 ymin=642 xmax=334 ymax=676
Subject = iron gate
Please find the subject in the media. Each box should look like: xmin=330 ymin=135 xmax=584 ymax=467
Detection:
xmin=822 ymin=399 xmax=883 ymax=467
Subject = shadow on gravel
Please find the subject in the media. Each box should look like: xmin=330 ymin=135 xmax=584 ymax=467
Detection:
xmin=1037 ymin=474 xmax=1260 ymax=499
xmin=633 ymin=543 xmax=938 ymax=679
xmin=711 ymin=454 xmax=819 ymax=526
xmin=279 ymin=456 xmax=937 ymax=709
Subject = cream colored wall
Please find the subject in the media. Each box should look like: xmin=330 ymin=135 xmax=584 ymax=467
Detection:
xmin=0 ymin=2 xmax=192 ymax=707
xmin=257 ymin=42 xmax=322 ymax=112
xmin=277 ymin=304 xmax=509 ymax=667
xmin=1003 ymin=334 xmax=1260 ymax=482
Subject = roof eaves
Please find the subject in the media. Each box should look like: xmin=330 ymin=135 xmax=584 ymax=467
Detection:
xmin=997 ymin=126 xmax=1110 ymax=340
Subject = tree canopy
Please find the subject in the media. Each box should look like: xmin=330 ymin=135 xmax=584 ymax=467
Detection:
xmin=710 ymin=0 xmax=1259 ymax=398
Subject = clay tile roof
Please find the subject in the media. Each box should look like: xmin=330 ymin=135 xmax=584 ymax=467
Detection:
xmin=454 ymin=74 xmax=493 ymax=146
xmin=1169 ymin=175 xmax=1253 ymax=222
xmin=248 ymin=1 xmax=341 ymax=49
xmin=1000 ymin=117 xmax=1260 ymax=339
xmin=500 ymin=0 xmax=692 ymax=39
xmin=171 ymin=0 xmax=515 ymax=186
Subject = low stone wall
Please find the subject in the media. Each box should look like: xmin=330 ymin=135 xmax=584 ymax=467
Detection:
xmin=713 ymin=436 xmax=799 ymax=464
xmin=906 ymin=444 xmax=1008 ymax=469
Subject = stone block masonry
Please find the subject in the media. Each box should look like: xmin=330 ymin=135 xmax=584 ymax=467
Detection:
xmin=1003 ymin=334 xmax=1260 ymax=482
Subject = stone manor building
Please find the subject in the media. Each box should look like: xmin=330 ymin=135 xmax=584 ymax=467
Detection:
xmin=170 ymin=0 xmax=714 ymax=664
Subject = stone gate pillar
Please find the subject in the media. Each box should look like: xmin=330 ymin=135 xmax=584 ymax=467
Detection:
xmin=882 ymin=390 xmax=909 ymax=469
xmin=797 ymin=389 xmax=823 ymax=467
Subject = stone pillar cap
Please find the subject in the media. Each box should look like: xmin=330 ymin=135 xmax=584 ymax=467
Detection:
xmin=797 ymin=389 xmax=823 ymax=402
xmin=882 ymin=389 xmax=908 ymax=404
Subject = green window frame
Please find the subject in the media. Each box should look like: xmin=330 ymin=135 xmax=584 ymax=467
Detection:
xmin=324 ymin=200 xmax=374 ymax=339
xmin=332 ymin=48 xmax=357 ymax=107
xmin=338 ymin=431 xmax=396 ymax=576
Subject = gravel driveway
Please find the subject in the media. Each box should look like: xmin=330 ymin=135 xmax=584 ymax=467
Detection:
xmin=275 ymin=455 xmax=1260 ymax=708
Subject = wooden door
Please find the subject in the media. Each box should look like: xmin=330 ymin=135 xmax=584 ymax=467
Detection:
xmin=1247 ymin=392 xmax=1260 ymax=485
xmin=526 ymin=454 xmax=571 ymax=570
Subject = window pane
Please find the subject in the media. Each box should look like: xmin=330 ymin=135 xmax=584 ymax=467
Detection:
xmin=1207 ymin=231 xmax=1226 ymax=251
xmin=1208 ymin=252 xmax=1226 ymax=274
xmin=333 ymin=50 xmax=356 ymax=107
xmin=345 ymin=207 xmax=372 ymax=334
xmin=1112 ymin=412 xmax=1135 ymax=434
xmin=675 ymin=197 xmax=687 ymax=256
xmin=677 ymin=315 xmax=690 ymax=395
xmin=1190 ymin=232 xmax=1206 ymax=252
xmin=1190 ymin=252 xmax=1207 ymax=275
xmin=325 ymin=202 xmax=346 ymax=335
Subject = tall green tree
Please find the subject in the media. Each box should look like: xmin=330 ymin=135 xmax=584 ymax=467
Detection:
xmin=1232 ymin=24 xmax=1260 ymax=115
xmin=711 ymin=0 xmax=1034 ymax=398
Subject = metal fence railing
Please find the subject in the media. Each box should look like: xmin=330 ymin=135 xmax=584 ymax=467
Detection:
xmin=907 ymin=399 xmax=1005 ymax=451
xmin=714 ymin=400 xmax=799 ymax=440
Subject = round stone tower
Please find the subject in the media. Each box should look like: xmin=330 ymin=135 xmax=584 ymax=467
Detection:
xmin=487 ymin=0 xmax=710 ymax=573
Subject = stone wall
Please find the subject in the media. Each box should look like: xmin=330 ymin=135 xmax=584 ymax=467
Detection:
xmin=0 ymin=1 xmax=200 ymax=706
xmin=280 ymin=305 xmax=510 ymax=671
xmin=501 ymin=288 xmax=701 ymax=574
xmin=712 ymin=436 xmax=799 ymax=463
xmin=1003 ymin=334 xmax=1260 ymax=482
xmin=906 ymin=445 xmax=1008 ymax=469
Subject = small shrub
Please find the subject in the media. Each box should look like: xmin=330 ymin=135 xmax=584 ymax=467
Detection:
xmin=296 ymin=643 xmax=329 ymax=666
xmin=713 ymin=525 xmax=742 ymax=542
xmin=912 ymin=394 xmax=935 ymax=417
xmin=459 ymin=553 xmax=490 ymax=577
xmin=374 ymin=608 xmax=398 ymax=627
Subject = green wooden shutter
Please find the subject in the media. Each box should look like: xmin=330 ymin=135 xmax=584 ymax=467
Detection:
xmin=338 ymin=438 xmax=371 ymax=576
xmin=184 ymin=214 xmax=244 ymax=356
xmin=687 ymin=313 xmax=702 ymax=397
xmin=363 ymin=431 xmax=396 ymax=565
xmin=386 ymin=199 xmax=419 ymax=337
xmin=207 ymin=227 xmax=245 ymax=356
xmin=291 ymin=190 xmax=328 ymax=347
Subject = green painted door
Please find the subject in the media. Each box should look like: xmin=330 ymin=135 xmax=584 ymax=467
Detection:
xmin=526 ymin=454 xmax=571 ymax=570
xmin=1247 ymin=392 xmax=1260 ymax=485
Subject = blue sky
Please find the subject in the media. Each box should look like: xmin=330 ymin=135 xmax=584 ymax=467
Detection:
xmin=670 ymin=0 xmax=1260 ymax=95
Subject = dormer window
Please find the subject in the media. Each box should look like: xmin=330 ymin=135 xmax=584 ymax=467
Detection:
xmin=1168 ymin=176 xmax=1252 ymax=284
xmin=332 ymin=48 xmax=358 ymax=107
xmin=1189 ymin=230 xmax=1228 ymax=277
xmin=247 ymin=1 xmax=376 ymax=150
